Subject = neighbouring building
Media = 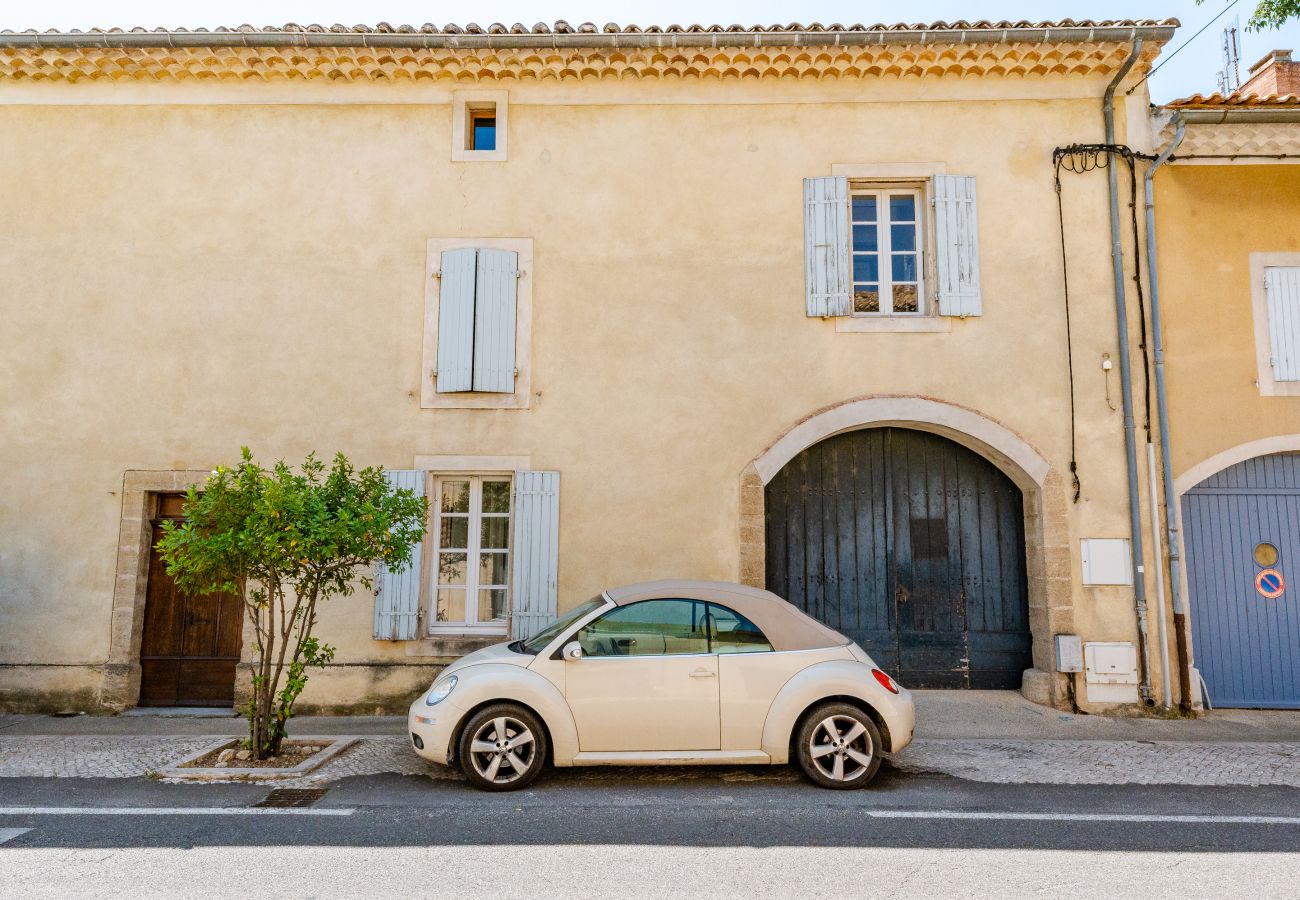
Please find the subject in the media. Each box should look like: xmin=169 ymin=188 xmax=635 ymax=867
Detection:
xmin=8 ymin=17 xmax=1289 ymax=717
xmin=1151 ymin=82 xmax=1300 ymax=710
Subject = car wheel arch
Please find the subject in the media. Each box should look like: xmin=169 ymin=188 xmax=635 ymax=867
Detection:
xmin=789 ymin=694 xmax=893 ymax=755
xmin=760 ymin=660 xmax=902 ymax=762
xmin=448 ymin=697 xmax=556 ymax=765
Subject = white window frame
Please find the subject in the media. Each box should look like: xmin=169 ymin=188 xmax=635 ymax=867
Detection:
xmin=428 ymin=473 xmax=512 ymax=635
xmin=1251 ymin=253 xmax=1300 ymax=396
xmin=422 ymin=237 xmax=533 ymax=409
xmin=850 ymin=186 xmax=926 ymax=318
xmin=451 ymin=90 xmax=508 ymax=162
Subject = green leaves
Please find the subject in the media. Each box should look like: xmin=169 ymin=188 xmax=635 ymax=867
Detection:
xmin=155 ymin=449 xmax=428 ymax=759
xmin=1197 ymin=1 xmax=1300 ymax=32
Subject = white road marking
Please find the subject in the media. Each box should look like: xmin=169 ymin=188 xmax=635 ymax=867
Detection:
xmin=0 ymin=807 xmax=353 ymax=817
xmin=0 ymin=828 xmax=32 ymax=844
xmin=868 ymin=810 xmax=1300 ymax=825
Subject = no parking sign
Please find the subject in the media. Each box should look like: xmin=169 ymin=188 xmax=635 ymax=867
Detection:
xmin=1256 ymin=568 xmax=1286 ymax=599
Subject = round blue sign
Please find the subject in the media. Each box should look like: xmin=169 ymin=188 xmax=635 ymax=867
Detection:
xmin=1256 ymin=568 xmax=1285 ymax=599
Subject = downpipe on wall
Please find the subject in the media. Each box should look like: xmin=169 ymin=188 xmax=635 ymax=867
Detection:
xmin=1143 ymin=113 xmax=1194 ymax=711
xmin=1103 ymin=40 xmax=1155 ymax=707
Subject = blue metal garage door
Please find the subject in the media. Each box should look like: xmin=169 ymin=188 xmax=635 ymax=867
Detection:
xmin=1182 ymin=452 xmax=1300 ymax=709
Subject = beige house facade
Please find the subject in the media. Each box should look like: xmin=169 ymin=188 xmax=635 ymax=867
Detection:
xmin=2 ymin=19 xmax=1223 ymax=716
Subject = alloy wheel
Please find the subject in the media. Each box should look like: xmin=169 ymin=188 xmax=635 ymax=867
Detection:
xmin=807 ymin=714 xmax=875 ymax=782
xmin=467 ymin=715 xmax=537 ymax=785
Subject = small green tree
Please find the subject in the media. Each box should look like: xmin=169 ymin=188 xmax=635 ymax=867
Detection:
xmin=157 ymin=449 xmax=427 ymax=759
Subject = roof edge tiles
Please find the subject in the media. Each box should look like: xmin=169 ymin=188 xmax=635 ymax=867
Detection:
xmin=1165 ymin=92 xmax=1300 ymax=109
xmin=0 ymin=19 xmax=1179 ymax=49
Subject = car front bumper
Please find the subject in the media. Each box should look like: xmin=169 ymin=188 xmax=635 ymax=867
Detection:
xmin=407 ymin=697 xmax=467 ymax=766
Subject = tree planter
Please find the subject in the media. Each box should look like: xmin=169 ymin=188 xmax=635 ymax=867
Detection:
xmin=157 ymin=736 xmax=357 ymax=782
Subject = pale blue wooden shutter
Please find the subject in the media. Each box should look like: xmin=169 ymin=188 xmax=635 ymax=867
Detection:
xmin=509 ymin=471 xmax=560 ymax=640
xmin=1265 ymin=267 xmax=1300 ymax=382
xmin=803 ymin=176 xmax=851 ymax=317
xmin=472 ymin=249 xmax=519 ymax=393
xmin=933 ymin=175 xmax=982 ymax=317
xmin=373 ymin=469 xmax=426 ymax=641
xmin=436 ymin=248 xmax=477 ymax=393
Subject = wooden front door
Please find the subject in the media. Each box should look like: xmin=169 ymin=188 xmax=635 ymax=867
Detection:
xmin=764 ymin=428 xmax=1031 ymax=689
xmin=138 ymin=494 xmax=243 ymax=707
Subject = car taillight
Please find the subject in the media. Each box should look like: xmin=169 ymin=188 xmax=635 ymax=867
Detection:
xmin=872 ymin=668 xmax=900 ymax=694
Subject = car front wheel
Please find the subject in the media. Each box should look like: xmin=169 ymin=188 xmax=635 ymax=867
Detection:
xmin=457 ymin=703 xmax=549 ymax=792
xmin=795 ymin=702 xmax=883 ymax=789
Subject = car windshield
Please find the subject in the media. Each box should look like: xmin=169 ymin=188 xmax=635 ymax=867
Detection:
xmin=517 ymin=596 xmax=608 ymax=654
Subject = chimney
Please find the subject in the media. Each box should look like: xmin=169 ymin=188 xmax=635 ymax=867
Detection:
xmin=1240 ymin=49 xmax=1299 ymax=96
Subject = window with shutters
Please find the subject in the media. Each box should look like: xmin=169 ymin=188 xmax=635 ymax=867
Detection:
xmin=806 ymin=167 xmax=981 ymax=333
xmin=1250 ymin=254 xmax=1300 ymax=397
xmin=430 ymin=475 xmax=512 ymax=634
xmin=422 ymin=238 xmax=533 ymax=409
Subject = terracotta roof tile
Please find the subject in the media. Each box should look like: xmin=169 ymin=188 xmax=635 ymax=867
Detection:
xmin=0 ymin=19 xmax=1180 ymax=38
xmin=1165 ymin=92 xmax=1300 ymax=109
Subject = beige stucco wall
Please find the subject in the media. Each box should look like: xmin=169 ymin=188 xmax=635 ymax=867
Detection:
xmin=1156 ymin=163 xmax=1300 ymax=483
xmin=0 ymin=70 xmax=1164 ymax=712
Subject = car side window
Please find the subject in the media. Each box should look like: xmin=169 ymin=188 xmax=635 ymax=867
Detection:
xmin=577 ymin=599 xmax=709 ymax=657
xmin=706 ymin=603 xmax=774 ymax=654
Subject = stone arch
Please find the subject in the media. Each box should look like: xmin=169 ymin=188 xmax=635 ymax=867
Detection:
xmin=738 ymin=396 xmax=1071 ymax=705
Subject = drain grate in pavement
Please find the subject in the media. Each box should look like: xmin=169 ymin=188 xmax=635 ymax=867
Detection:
xmin=254 ymin=788 xmax=329 ymax=808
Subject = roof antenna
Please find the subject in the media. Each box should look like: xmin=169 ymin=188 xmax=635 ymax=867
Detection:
xmin=1215 ymin=14 xmax=1242 ymax=94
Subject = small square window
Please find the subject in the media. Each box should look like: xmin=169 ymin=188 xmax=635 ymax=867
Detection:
xmin=452 ymin=91 xmax=508 ymax=162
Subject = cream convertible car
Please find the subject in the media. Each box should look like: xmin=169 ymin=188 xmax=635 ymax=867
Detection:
xmin=408 ymin=580 xmax=915 ymax=791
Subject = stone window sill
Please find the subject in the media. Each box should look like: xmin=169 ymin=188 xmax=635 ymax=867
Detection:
xmin=835 ymin=316 xmax=952 ymax=333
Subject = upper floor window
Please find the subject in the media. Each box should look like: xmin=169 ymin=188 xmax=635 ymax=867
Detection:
xmin=851 ymin=189 xmax=924 ymax=316
xmin=469 ymin=109 xmax=497 ymax=151
xmin=1249 ymin=255 xmax=1300 ymax=397
xmin=431 ymin=475 xmax=512 ymax=634
xmin=452 ymin=90 xmax=508 ymax=162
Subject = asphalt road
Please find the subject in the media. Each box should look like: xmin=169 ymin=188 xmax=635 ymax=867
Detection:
xmin=3 ymin=764 xmax=1299 ymax=898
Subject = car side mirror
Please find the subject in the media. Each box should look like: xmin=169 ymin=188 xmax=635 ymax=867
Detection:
xmin=562 ymin=641 xmax=584 ymax=661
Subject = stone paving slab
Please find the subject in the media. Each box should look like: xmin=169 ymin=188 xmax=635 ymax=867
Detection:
xmin=3 ymin=735 xmax=1298 ymax=787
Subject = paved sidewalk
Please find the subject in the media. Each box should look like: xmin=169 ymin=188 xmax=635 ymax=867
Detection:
xmin=1 ymin=691 xmax=1296 ymax=787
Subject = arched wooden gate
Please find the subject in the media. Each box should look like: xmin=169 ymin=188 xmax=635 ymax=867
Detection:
xmin=765 ymin=427 xmax=1031 ymax=689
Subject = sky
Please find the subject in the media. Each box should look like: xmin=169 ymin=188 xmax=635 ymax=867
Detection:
xmin=2 ymin=1 xmax=1297 ymax=101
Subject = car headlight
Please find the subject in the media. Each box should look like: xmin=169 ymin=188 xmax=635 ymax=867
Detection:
xmin=424 ymin=674 xmax=458 ymax=706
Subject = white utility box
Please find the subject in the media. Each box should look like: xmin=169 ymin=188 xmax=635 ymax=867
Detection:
xmin=1080 ymin=539 xmax=1133 ymax=586
xmin=1084 ymin=641 xmax=1139 ymax=703
xmin=1054 ymin=634 xmax=1084 ymax=673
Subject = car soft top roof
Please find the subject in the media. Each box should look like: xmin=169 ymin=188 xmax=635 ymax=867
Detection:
xmin=604 ymin=579 xmax=850 ymax=653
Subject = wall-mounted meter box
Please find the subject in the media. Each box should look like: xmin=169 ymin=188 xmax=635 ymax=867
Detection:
xmin=1084 ymin=641 xmax=1139 ymax=703
xmin=1054 ymin=634 xmax=1084 ymax=673
xmin=1080 ymin=539 xmax=1134 ymax=586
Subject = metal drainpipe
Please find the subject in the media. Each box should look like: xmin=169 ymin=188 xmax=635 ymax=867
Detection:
xmin=1143 ymin=113 xmax=1194 ymax=711
xmin=1102 ymin=40 xmax=1155 ymax=706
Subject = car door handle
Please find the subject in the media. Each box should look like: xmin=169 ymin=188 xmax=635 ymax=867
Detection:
xmin=689 ymin=669 xmax=716 ymax=678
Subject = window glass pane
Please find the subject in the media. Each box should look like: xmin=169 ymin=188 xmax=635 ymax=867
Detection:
xmin=853 ymin=288 xmax=880 ymax=313
xmin=480 ymin=516 xmax=510 ymax=550
xmin=437 ymin=552 xmax=467 ymax=585
xmin=577 ymin=599 xmax=709 ymax=657
xmin=478 ymin=589 xmax=507 ymax=622
xmin=851 ymin=222 xmax=878 ymax=252
xmin=441 ymin=481 xmax=470 ymax=513
xmin=889 ymin=194 xmax=916 ymax=222
xmin=893 ymin=284 xmax=919 ymax=313
xmin=472 ymin=118 xmax=496 ymax=151
xmin=478 ymin=552 xmax=508 ymax=587
xmin=892 ymin=254 xmax=918 ymax=282
xmin=890 ymin=223 xmax=917 ymax=252
xmin=706 ymin=603 xmax=774 ymax=654
xmin=851 ymin=195 xmax=877 ymax=222
xmin=439 ymin=517 xmax=468 ymax=550
xmin=481 ymin=480 xmax=511 ymax=514
xmin=436 ymin=588 xmax=466 ymax=624
xmin=852 ymin=254 xmax=879 ymax=283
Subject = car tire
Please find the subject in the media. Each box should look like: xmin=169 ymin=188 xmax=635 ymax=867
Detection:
xmin=457 ymin=703 xmax=549 ymax=792
xmin=795 ymin=701 xmax=883 ymax=790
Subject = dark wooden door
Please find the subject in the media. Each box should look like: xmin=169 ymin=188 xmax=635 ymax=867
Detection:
xmin=138 ymin=495 xmax=243 ymax=707
xmin=765 ymin=428 xmax=1031 ymax=689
